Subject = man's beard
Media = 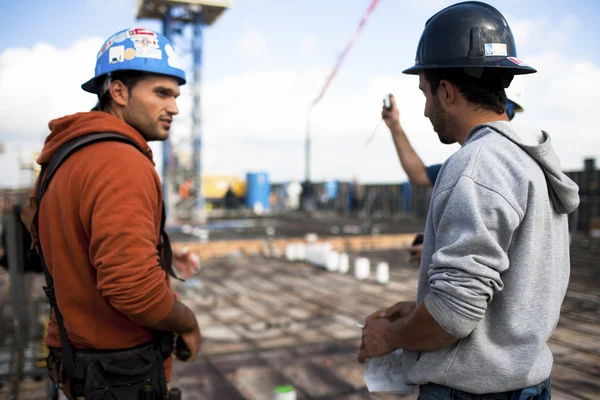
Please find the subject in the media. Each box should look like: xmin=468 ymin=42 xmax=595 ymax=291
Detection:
xmin=429 ymin=96 xmax=457 ymax=145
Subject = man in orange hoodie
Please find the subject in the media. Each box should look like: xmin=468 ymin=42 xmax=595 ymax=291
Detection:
xmin=25 ymin=28 xmax=201 ymax=399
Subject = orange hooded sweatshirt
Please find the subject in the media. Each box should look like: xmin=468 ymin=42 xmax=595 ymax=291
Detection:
xmin=33 ymin=111 xmax=174 ymax=378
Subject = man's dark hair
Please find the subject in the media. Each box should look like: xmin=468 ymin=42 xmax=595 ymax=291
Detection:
xmin=424 ymin=68 xmax=511 ymax=114
xmin=97 ymin=70 xmax=148 ymax=111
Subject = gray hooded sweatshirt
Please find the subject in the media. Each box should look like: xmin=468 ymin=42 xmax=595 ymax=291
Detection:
xmin=402 ymin=122 xmax=580 ymax=393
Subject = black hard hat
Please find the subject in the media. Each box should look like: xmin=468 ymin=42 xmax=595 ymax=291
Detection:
xmin=403 ymin=1 xmax=536 ymax=76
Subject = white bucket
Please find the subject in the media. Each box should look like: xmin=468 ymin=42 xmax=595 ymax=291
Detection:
xmin=355 ymin=257 xmax=370 ymax=280
xmin=295 ymin=244 xmax=306 ymax=261
xmin=317 ymin=244 xmax=329 ymax=268
xmin=285 ymin=245 xmax=295 ymax=261
xmin=339 ymin=253 xmax=349 ymax=274
xmin=376 ymin=262 xmax=390 ymax=284
xmin=326 ymin=251 xmax=340 ymax=272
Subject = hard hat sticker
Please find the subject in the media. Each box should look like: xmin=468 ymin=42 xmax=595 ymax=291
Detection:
xmin=124 ymin=48 xmax=137 ymax=60
xmin=111 ymin=32 xmax=129 ymax=44
xmin=165 ymin=44 xmax=183 ymax=69
xmin=507 ymin=57 xmax=528 ymax=66
xmin=127 ymin=28 xmax=157 ymax=38
xmin=132 ymin=37 xmax=159 ymax=49
xmin=97 ymin=32 xmax=131 ymax=60
xmin=136 ymin=47 xmax=162 ymax=60
xmin=97 ymin=40 xmax=113 ymax=59
xmin=484 ymin=43 xmax=507 ymax=57
xmin=109 ymin=45 xmax=124 ymax=64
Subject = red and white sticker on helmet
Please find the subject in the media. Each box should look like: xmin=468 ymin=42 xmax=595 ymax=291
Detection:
xmin=507 ymin=57 xmax=528 ymax=66
xmin=127 ymin=28 xmax=157 ymax=38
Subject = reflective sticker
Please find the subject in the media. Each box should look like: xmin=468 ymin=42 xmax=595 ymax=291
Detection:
xmin=484 ymin=43 xmax=507 ymax=57
xmin=507 ymin=57 xmax=528 ymax=66
xmin=109 ymin=45 xmax=124 ymax=64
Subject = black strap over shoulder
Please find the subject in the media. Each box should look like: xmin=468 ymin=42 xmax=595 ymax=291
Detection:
xmin=36 ymin=133 xmax=137 ymax=200
xmin=34 ymin=132 xmax=182 ymax=382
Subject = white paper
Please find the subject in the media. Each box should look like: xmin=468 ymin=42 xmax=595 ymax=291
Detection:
xmin=362 ymin=349 xmax=417 ymax=393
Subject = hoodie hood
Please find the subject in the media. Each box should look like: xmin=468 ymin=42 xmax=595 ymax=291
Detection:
xmin=468 ymin=121 xmax=580 ymax=215
xmin=38 ymin=111 xmax=154 ymax=165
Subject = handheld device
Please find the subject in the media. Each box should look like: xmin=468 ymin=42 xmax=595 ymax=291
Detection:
xmin=383 ymin=94 xmax=392 ymax=110
xmin=175 ymin=335 xmax=191 ymax=361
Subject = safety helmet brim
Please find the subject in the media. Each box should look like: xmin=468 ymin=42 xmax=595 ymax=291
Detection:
xmin=81 ymin=70 xmax=186 ymax=94
xmin=403 ymin=58 xmax=537 ymax=75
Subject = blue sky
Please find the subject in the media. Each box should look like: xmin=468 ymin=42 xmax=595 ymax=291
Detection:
xmin=1 ymin=0 xmax=600 ymax=186
xmin=0 ymin=0 xmax=600 ymax=79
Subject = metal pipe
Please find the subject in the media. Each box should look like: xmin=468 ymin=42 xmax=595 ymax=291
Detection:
xmin=162 ymin=8 xmax=177 ymax=222
xmin=192 ymin=11 xmax=205 ymax=223
xmin=304 ymin=108 xmax=311 ymax=183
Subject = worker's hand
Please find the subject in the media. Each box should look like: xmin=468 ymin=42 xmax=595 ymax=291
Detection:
xmin=173 ymin=247 xmax=200 ymax=279
xmin=177 ymin=325 xmax=202 ymax=362
xmin=357 ymin=318 xmax=397 ymax=363
xmin=408 ymin=244 xmax=423 ymax=263
xmin=382 ymin=93 xmax=400 ymax=130
xmin=365 ymin=301 xmax=416 ymax=324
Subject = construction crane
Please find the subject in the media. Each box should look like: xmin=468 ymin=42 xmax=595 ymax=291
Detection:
xmin=136 ymin=0 xmax=231 ymax=224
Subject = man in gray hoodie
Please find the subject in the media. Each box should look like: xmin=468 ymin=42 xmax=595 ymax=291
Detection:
xmin=358 ymin=2 xmax=580 ymax=399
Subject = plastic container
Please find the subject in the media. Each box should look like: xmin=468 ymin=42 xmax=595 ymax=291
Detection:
xmin=246 ymin=172 xmax=271 ymax=210
xmin=376 ymin=262 xmax=389 ymax=284
xmin=339 ymin=253 xmax=350 ymax=274
xmin=273 ymin=385 xmax=296 ymax=400
xmin=355 ymin=257 xmax=370 ymax=280
xmin=326 ymin=251 xmax=340 ymax=272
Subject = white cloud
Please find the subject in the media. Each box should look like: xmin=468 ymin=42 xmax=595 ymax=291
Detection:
xmin=508 ymin=14 xmax=578 ymax=54
xmin=0 ymin=14 xmax=598 ymax=187
xmin=503 ymin=14 xmax=599 ymax=171
xmin=235 ymin=30 xmax=268 ymax=60
xmin=166 ymin=69 xmax=457 ymax=182
xmin=515 ymin=51 xmax=600 ymax=170
xmin=0 ymin=38 xmax=102 ymax=139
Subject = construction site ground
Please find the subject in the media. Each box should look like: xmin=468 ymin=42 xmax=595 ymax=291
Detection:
xmin=1 ymin=215 xmax=599 ymax=399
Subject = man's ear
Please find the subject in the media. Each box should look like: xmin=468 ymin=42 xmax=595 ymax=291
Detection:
xmin=438 ymin=79 xmax=458 ymax=109
xmin=108 ymin=80 xmax=129 ymax=107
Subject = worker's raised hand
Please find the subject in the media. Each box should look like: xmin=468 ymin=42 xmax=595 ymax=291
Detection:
xmin=382 ymin=93 xmax=400 ymax=130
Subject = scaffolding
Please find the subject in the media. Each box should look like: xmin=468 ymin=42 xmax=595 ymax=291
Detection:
xmin=136 ymin=0 xmax=231 ymax=224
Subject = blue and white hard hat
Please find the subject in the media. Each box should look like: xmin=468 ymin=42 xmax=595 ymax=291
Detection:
xmin=82 ymin=28 xmax=186 ymax=94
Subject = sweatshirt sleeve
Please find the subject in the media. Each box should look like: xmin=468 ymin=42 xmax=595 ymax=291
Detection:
xmin=424 ymin=175 xmax=521 ymax=339
xmin=82 ymin=143 xmax=174 ymax=327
